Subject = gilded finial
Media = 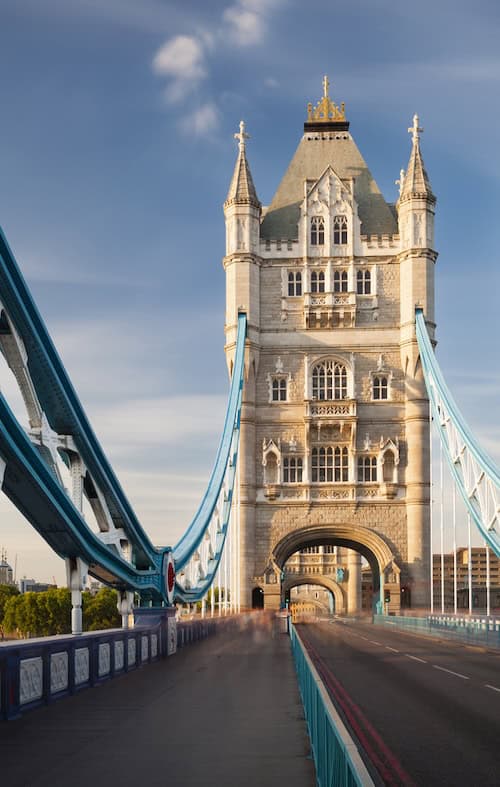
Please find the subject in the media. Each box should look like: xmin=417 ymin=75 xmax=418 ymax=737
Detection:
xmin=234 ymin=119 xmax=249 ymax=151
xmin=306 ymin=75 xmax=346 ymax=123
xmin=408 ymin=114 xmax=423 ymax=144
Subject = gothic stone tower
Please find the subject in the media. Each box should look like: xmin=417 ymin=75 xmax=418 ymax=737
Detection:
xmin=223 ymin=80 xmax=436 ymax=612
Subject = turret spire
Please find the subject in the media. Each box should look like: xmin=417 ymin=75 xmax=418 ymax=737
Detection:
xmin=399 ymin=113 xmax=435 ymax=202
xmin=225 ymin=120 xmax=260 ymax=208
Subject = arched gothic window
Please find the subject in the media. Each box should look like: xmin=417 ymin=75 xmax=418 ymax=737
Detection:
xmin=357 ymin=269 xmax=371 ymax=294
xmin=333 ymin=215 xmax=348 ymax=245
xmin=310 ymin=216 xmax=325 ymax=246
xmin=357 ymin=456 xmax=377 ymax=482
xmin=288 ymin=271 xmax=302 ymax=296
xmin=283 ymin=456 xmax=303 ymax=483
xmin=311 ymin=270 xmax=325 ymax=293
xmin=312 ymin=446 xmax=349 ymax=483
xmin=312 ymin=360 xmax=348 ymax=400
xmin=272 ymin=378 xmax=287 ymax=401
xmin=373 ymin=376 xmax=388 ymax=400
xmin=333 ymin=270 xmax=348 ymax=293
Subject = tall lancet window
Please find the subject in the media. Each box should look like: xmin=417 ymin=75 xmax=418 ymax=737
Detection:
xmin=310 ymin=216 xmax=325 ymax=246
xmin=333 ymin=215 xmax=348 ymax=245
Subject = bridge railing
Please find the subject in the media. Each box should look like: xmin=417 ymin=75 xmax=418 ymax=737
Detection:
xmin=374 ymin=613 xmax=500 ymax=649
xmin=289 ymin=623 xmax=374 ymax=787
xmin=0 ymin=614 xmax=234 ymax=721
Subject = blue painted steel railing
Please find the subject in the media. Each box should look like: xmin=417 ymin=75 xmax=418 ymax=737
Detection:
xmin=416 ymin=309 xmax=500 ymax=556
xmin=374 ymin=613 xmax=500 ymax=649
xmin=173 ymin=312 xmax=246 ymax=602
xmin=289 ymin=623 xmax=374 ymax=787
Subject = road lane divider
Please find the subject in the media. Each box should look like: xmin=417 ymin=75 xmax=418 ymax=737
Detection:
xmin=432 ymin=665 xmax=469 ymax=680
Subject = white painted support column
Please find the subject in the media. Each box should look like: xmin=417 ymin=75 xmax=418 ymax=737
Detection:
xmin=66 ymin=557 xmax=88 ymax=635
xmin=116 ymin=590 xmax=134 ymax=629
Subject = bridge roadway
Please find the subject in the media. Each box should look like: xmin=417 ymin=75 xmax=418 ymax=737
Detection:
xmin=298 ymin=618 xmax=500 ymax=786
xmin=1 ymin=615 xmax=316 ymax=787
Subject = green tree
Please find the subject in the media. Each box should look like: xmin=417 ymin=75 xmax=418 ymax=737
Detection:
xmin=83 ymin=588 xmax=120 ymax=631
xmin=0 ymin=583 xmax=20 ymax=624
xmin=37 ymin=588 xmax=71 ymax=635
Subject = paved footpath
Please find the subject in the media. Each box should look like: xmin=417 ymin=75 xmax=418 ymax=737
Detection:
xmin=1 ymin=615 xmax=316 ymax=787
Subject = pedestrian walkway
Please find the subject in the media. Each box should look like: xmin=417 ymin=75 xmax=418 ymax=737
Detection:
xmin=1 ymin=615 xmax=316 ymax=787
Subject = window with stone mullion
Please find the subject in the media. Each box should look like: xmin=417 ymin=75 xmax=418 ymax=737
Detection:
xmin=312 ymin=446 xmax=348 ymax=483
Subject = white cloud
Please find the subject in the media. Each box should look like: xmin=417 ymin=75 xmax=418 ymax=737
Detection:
xmin=152 ymin=35 xmax=207 ymax=103
xmin=181 ymin=102 xmax=220 ymax=136
xmin=264 ymin=76 xmax=279 ymax=88
xmin=152 ymin=0 xmax=284 ymax=124
xmin=223 ymin=4 xmax=265 ymax=46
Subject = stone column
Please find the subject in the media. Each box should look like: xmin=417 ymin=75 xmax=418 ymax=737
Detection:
xmin=405 ymin=368 xmax=431 ymax=607
xmin=239 ymin=358 xmax=257 ymax=610
xmin=347 ymin=549 xmax=362 ymax=615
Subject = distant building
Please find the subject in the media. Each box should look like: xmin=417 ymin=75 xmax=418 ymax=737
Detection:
xmin=19 ymin=578 xmax=56 ymax=594
xmin=433 ymin=547 xmax=500 ymax=611
xmin=0 ymin=549 xmax=14 ymax=585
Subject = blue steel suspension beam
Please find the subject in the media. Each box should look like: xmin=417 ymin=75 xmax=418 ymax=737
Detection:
xmin=415 ymin=308 xmax=500 ymax=555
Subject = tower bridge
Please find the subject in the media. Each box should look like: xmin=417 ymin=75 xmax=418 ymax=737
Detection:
xmin=1 ymin=79 xmax=500 ymax=785
xmin=224 ymin=81 xmax=435 ymax=613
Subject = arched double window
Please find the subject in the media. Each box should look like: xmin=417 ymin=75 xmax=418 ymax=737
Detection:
xmin=358 ymin=456 xmax=377 ymax=482
xmin=312 ymin=360 xmax=348 ymax=400
xmin=312 ymin=446 xmax=349 ymax=482
xmin=288 ymin=271 xmax=302 ymax=296
xmin=373 ymin=375 xmax=388 ymax=400
xmin=333 ymin=215 xmax=348 ymax=245
xmin=272 ymin=378 xmax=287 ymax=401
xmin=310 ymin=216 xmax=325 ymax=246
xmin=333 ymin=270 xmax=348 ymax=293
xmin=311 ymin=270 xmax=325 ymax=293
xmin=357 ymin=269 xmax=371 ymax=294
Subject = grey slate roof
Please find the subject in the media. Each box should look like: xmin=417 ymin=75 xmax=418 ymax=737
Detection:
xmin=225 ymin=148 xmax=260 ymax=207
xmin=260 ymin=133 xmax=398 ymax=240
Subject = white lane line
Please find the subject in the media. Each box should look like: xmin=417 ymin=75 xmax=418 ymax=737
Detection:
xmin=433 ymin=665 xmax=469 ymax=680
xmin=385 ymin=646 xmax=399 ymax=653
xmin=369 ymin=640 xmax=383 ymax=646
xmin=485 ymin=684 xmax=500 ymax=693
xmin=405 ymin=654 xmax=427 ymax=663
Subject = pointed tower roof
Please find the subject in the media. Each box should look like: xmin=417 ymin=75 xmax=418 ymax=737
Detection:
xmin=261 ymin=78 xmax=398 ymax=240
xmin=400 ymin=115 xmax=435 ymax=202
xmin=224 ymin=121 xmax=260 ymax=209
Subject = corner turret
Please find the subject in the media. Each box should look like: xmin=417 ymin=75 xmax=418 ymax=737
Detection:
xmin=224 ymin=121 xmax=261 ymax=255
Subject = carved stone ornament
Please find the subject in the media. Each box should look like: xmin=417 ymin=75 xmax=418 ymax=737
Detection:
xmin=50 ymin=651 xmax=68 ymax=694
xmin=20 ymin=657 xmax=43 ymax=705
xmin=98 ymin=642 xmax=111 ymax=677
xmin=114 ymin=640 xmax=125 ymax=671
xmin=75 ymin=647 xmax=90 ymax=685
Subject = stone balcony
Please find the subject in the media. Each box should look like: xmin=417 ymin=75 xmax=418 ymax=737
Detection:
xmin=304 ymin=291 xmax=356 ymax=328
xmin=305 ymin=399 xmax=357 ymax=419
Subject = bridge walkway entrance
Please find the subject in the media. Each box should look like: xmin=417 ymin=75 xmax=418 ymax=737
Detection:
xmin=1 ymin=615 xmax=316 ymax=787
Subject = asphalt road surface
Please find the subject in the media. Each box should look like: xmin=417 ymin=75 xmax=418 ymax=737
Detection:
xmin=298 ymin=619 xmax=500 ymax=786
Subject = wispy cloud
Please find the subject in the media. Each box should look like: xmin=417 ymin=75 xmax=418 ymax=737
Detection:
xmin=153 ymin=35 xmax=207 ymax=104
xmin=152 ymin=0 xmax=284 ymax=134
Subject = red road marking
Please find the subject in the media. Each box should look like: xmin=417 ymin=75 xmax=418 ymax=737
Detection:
xmin=300 ymin=628 xmax=416 ymax=787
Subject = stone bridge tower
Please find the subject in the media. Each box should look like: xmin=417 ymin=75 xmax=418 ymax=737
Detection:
xmin=223 ymin=80 xmax=436 ymax=612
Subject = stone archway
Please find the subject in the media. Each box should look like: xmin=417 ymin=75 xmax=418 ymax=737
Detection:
xmin=269 ymin=524 xmax=400 ymax=614
xmin=282 ymin=573 xmax=345 ymax=615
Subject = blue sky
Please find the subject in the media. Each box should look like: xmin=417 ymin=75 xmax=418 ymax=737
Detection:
xmin=0 ymin=0 xmax=499 ymax=584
